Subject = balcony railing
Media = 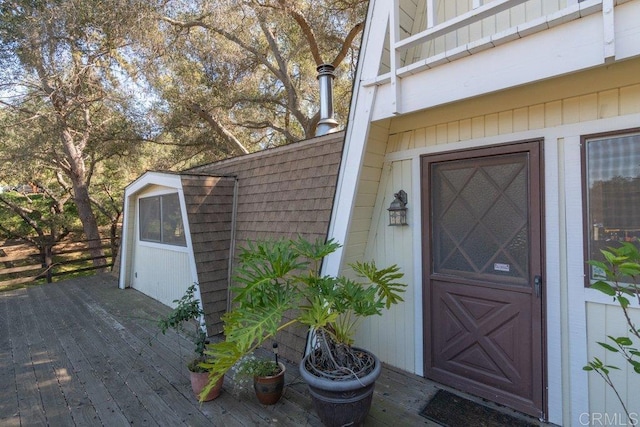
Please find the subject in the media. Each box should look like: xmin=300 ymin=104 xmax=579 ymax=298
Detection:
xmin=370 ymin=0 xmax=615 ymax=87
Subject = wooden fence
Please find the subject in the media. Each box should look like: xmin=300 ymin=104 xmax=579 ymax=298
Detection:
xmin=0 ymin=237 xmax=115 ymax=288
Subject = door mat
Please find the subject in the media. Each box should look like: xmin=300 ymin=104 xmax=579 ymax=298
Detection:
xmin=420 ymin=390 xmax=538 ymax=427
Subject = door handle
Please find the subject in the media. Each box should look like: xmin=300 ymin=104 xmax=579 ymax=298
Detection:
xmin=534 ymin=275 xmax=542 ymax=298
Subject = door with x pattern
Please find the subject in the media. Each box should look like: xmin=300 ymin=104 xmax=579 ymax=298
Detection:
xmin=421 ymin=141 xmax=545 ymax=418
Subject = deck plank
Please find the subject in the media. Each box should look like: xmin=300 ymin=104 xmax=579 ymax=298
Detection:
xmin=0 ymin=290 xmax=20 ymax=427
xmin=17 ymin=286 xmax=76 ymax=427
xmin=28 ymin=286 xmax=102 ymax=426
xmin=9 ymin=291 xmax=48 ymax=426
xmin=41 ymin=283 xmax=164 ymax=426
xmin=0 ymin=274 xmax=446 ymax=426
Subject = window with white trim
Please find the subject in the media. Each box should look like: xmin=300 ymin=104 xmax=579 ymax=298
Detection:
xmin=584 ymin=131 xmax=640 ymax=281
xmin=139 ymin=193 xmax=186 ymax=246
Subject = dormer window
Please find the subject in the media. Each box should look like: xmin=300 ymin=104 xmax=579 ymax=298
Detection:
xmin=138 ymin=193 xmax=186 ymax=246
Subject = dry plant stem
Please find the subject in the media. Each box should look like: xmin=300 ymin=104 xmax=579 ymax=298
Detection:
xmin=308 ymin=329 xmax=373 ymax=385
xmin=596 ymin=369 xmax=634 ymax=426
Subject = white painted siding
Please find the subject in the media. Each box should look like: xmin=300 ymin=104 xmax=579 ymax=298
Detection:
xmin=341 ymin=58 xmax=640 ymax=424
xmin=370 ymin=0 xmax=640 ymax=122
xmin=131 ymin=244 xmax=192 ymax=308
xmin=120 ymin=174 xmax=196 ymax=309
xmin=130 ymin=183 xmax=193 ymax=308
xmin=586 ymin=302 xmax=640 ymax=419
xmin=353 ymin=159 xmax=416 ymax=372
xmin=384 ymin=0 xmax=572 ymax=73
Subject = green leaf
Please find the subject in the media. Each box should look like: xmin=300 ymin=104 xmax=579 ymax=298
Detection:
xmin=618 ymin=296 xmax=630 ymax=309
xmin=223 ymin=293 xmax=294 ymax=352
xmin=611 ymin=336 xmax=633 ymax=346
xmin=590 ymin=281 xmax=616 ymax=296
xmin=598 ymin=342 xmax=619 ymax=352
xmin=350 ymin=261 xmax=406 ymax=309
xmin=619 ymin=262 xmax=640 ymax=276
xmin=298 ymin=296 xmax=339 ymax=329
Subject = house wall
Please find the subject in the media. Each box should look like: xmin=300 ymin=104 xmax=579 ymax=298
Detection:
xmin=129 ymin=185 xmax=193 ymax=309
xmin=405 ymin=0 xmax=569 ymax=64
xmin=189 ymin=132 xmax=345 ymax=362
xmin=181 ymin=175 xmax=236 ymax=335
xmin=343 ymin=57 xmax=640 ymax=423
xmin=586 ymin=302 xmax=640 ymax=421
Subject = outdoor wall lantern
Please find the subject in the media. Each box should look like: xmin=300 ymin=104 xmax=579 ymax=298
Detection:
xmin=388 ymin=190 xmax=408 ymax=226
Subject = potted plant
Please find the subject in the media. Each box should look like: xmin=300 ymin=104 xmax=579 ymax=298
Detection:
xmin=158 ymin=283 xmax=223 ymax=401
xmin=200 ymin=237 xmax=405 ymax=425
xmin=233 ymin=353 xmax=286 ymax=405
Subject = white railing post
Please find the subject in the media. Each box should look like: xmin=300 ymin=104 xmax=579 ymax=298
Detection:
xmin=427 ymin=0 xmax=435 ymax=28
xmin=391 ymin=0 xmax=402 ymax=115
xmin=602 ymin=0 xmax=615 ymax=62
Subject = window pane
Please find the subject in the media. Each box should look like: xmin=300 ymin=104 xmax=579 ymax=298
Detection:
xmin=432 ymin=153 xmax=529 ymax=283
xmin=139 ymin=196 xmax=161 ymax=242
xmin=586 ymin=133 xmax=640 ymax=279
xmin=161 ymin=193 xmax=186 ymax=246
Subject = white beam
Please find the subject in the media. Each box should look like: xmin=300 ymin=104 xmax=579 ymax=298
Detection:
xmin=603 ymin=0 xmax=616 ymax=62
xmin=426 ymin=0 xmax=435 ymax=28
xmin=390 ymin=0 xmax=401 ymax=115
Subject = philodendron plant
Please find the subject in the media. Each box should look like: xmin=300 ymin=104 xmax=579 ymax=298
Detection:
xmin=199 ymin=236 xmax=406 ymax=399
xmin=584 ymin=242 xmax=640 ymax=424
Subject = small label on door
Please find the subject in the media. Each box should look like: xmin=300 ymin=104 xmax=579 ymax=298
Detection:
xmin=494 ymin=263 xmax=510 ymax=272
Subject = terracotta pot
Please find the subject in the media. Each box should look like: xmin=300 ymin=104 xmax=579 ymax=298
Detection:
xmin=190 ymin=370 xmax=223 ymax=401
xmin=253 ymin=362 xmax=286 ymax=405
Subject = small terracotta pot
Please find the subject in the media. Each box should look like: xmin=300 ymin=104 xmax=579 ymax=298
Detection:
xmin=190 ymin=370 xmax=223 ymax=401
xmin=253 ymin=362 xmax=286 ymax=405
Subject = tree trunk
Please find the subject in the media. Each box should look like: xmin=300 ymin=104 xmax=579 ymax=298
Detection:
xmin=73 ymin=183 xmax=107 ymax=268
xmin=41 ymin=243 xmax=54 ymax=283
xmin=58 ymin=124 xmax=107 ymax=269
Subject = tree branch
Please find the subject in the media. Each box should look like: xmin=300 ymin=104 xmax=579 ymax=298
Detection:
xmin=331 ymin=22 xmax=363 ymax=68
xmin=275 ymin=0 xmax=323 ymax=65
xmin=186 ymin=102 xmax=249 ymax=154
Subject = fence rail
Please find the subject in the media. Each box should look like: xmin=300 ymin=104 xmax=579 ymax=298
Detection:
xmin=0 ymin=238 xmax=114 ymax=288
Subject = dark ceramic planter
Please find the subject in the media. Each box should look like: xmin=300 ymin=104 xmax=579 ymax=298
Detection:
xmin=253 ymin=362 xmax=286 ymax=405
xmin=299 ymin=349 xmax=382 ymax=427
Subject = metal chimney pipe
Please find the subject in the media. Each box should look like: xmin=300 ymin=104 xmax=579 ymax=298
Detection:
xmin=315 ymin=63 xmax=339 ymax=136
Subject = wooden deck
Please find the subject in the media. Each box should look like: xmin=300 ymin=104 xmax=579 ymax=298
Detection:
xmin=0 ymin=274 xmax=440 ymax=426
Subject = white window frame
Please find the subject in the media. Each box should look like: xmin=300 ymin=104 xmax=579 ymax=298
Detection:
xmin=138 ymin=192 xmax=187 ymax=247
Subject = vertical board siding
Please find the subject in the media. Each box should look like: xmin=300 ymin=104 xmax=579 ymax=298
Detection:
xmin=383 ymin=0 xmax=589 ymax=78
xmin=387 ymin=83 xmax=640 ymax=152
xmin=343 ymin=123 xmax=388 ymax=267
xmin=344 ymin=63 xmax=640 ymax=407
xmin=404 ymin=0 xmax=567 ymax=63
xmin=352 ymin=159 xmax=416 ymax=372
xmin=586 ymin=302 xmax=640 ymax=417
xmin=132 ymin=246 xmax=191 ymax=309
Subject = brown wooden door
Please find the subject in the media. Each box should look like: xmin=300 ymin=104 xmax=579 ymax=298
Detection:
xmin=422 ymin=141 xmax=545 ymax=419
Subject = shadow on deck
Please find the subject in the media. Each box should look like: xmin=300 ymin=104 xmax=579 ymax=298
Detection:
xmin=0 ymin=274 xmax=442 ymax=426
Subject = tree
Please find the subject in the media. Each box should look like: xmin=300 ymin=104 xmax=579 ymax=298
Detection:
xmin=0 ymin=0 xmax=368 ymax=268
xmin=144 ymin=0 xmax=367 ymax=156
xmin=0 ymin=189 xmax=73 ymax=280
xmin=0 ymin=0 xmax=151 ymax=266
